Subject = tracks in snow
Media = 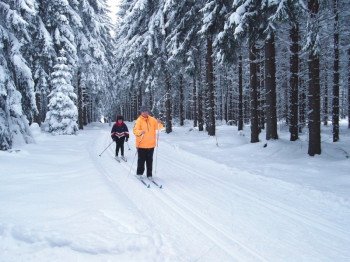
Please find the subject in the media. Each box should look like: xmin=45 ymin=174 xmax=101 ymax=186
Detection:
xmin=92 ymin=130 xmax=266 ymax=261
xmin=158 ymin=149 xmax=350 ymax=245
xmin=91 ymin=128 xmax=350 ymax=260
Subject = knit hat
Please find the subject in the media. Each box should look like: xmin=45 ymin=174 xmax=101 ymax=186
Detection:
xmin=116 ymin=115 xmax=123 ymax=121
xmin=139 ymin=105 xmax=149 ymax=113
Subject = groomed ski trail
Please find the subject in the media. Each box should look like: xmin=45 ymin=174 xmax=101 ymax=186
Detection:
xmin=159 ymin=152 xmax=349 ymax=241
xmin=92 ymin=125 xmax=350 ymax=261
xmin=92 ymin=129 xmax=264 ymax=261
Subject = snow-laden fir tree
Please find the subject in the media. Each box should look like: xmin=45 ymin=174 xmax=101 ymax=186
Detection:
xmin=115 ymin=0 xmax=173 ymax=132
xmin=72 ymin=0 xmax=115 ymax=127
xmin=0 ymin=0 xmax=36 ymax=150
xmin=45 ymin=50 xmax=78 ymax=135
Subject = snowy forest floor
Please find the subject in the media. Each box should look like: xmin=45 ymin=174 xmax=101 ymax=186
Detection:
xmin=1 ymin=121 xmax=350 ymax=261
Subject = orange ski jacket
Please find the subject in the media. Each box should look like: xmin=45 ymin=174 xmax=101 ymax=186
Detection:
xmin=133 ymin=115 xmax=163 ymax=148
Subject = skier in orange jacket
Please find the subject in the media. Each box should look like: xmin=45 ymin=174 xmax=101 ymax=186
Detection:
xmin=133 ymin=105 xmax=163 ymax=180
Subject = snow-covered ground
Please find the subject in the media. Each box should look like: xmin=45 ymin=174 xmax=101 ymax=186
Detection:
xmin=1 ymin=121 xmax=350 ymax=261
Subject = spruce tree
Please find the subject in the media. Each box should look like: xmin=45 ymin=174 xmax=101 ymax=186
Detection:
xmin=0 ymin=1 xmax=36 ymax=150
xmin=45 ymin=50 xmax=78 ymax=135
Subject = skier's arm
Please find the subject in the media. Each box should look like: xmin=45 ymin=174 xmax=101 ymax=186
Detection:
xmin=111 ymin=125 xmax=116 ymax=140
xmin=154 ymin=118 xmax=164 ymax=130
xmin=124 ymin=124 xmax=129 ymax=140
xmin=133 ymin=119 xmax=144 ymax=136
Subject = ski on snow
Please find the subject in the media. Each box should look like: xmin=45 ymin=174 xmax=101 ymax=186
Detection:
xmin=150 ymin=179 xmax=163 ymax=189
xmin=137 ymin=177 xmax=150 ymax=188
xmin=114 ymin=157 xmax=127 ymax=163
xmin=135 ymin=176 xmax=162 ymax=189
xmin=113 ymin=157 xmax=160 ymax=188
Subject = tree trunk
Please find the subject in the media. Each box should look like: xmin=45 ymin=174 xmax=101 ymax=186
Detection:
xmin=87 ymin=95 xmax=91 ymax=123
xmin=198 ymin=55 xmax=204 ymax=131
xmin=341 ymin=88 xmax=346 ymax=119
xmin=0 ymin=95 xmax=12 ymax=150
xmin=198 ymin=89 xmax=204 ymax=131
xmin=257 ymin=50 xmax=261 ymax=134
xmin=77 ymin=69 xmax=84 ymax=130
xmin=308 ymin=0 xmax=321 ymax=156
xmin=249 ymin=39 xmax=260 ymax=143
xmin=265 ymin=32 xmax=278 ymax=140
xmin=289 ymin=23 xmax=299 ymax=141
xmin=223 ymin=68 xmax=228 ymax=123
xmin=238 ymin=55 xmax=243 ymax=131
xmin=323 ymin=73 xmax=328 ymax=126
xmin=165 ymin=68 xmax=172 ymax=133
xmin=90 ymin=96 xmax=94 ymax=123
xmin=224 ymin=89 xmax=228 ymax=123
xmin=34 ymin=92 xmax=42 ymax=125
xmin=193 ymin=75 xmax=198 ymax=127
xmin=206 ymin=36 xmax=216 ymax=136
xmin=83 ymin=94 xmax=88 ymax=125
xmin=42 ymin=89 xmax=48 ymax=123
xmin=179 ymin=75 xmax=184 ymax=126
xmin=137 ymin=85 xmax=142 ymax=111
xmin=149 ymin=86 xmax=153 ymax=113
xmin=348 ymin=48 xmax=350 ymax=129
xmin=332 ymin=0 xmax=340 ymax=142
xmin=299 ymin=83 xmax=306 ymax=133
xmin=162 ymin=12 xmax=172 ymax=133
xmin=259 ymin=48 xmax=265 ymax=131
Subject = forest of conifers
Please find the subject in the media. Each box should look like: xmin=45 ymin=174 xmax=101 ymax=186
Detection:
xmin=1 ymin=0 xmax=349 ymax=156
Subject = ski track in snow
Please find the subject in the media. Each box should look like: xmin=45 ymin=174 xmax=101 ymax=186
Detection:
xmin=2 ymin=123 xmax=350 ymax=261
xmin=88 ymin=129 xmax=171 ymax=261
xmin=156 ymin=149 xmax=350 ymax=259
xmin=91 ymin=129 xmax=237 ymax=261
xmin=90 ymin=125 xmax=350 ymax=261
xmin=159 ymin=151 xmax=349 ymax=242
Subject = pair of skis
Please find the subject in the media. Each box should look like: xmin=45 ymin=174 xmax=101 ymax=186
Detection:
xmin=114 ymin=156 xmax=162 ymax=188
xmin=114 ymin=156 xmax=127 ymax=163
xmin=137 ymin=176 xmax=163 ymax=189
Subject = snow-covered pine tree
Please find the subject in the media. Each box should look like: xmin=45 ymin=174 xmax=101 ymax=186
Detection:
xmin=33 ymin=0 xmax=79 ymax=129
xmin=164 ymin=0 xmax=204 ymax=128
xmin=29 ymin=1 xmax=55 ymax=125
xmin=0 ymin=1 xmax=36 ymax=150
xmin=44 ymin=0 xmax=79 ymax=65
xmin=271 ymin=0 xmax=306 ymax=141
xmin=114 ymin=0 xmax=150 ymax=113
xmin=115 ymin=0 xmax=174 ymax=132
xmin=8 ymin=0 xmax=38 ymax=124
xmin=224 ymin=0 xmax=266 ymax=143
xmin=71 ymin=0 xmax=115 ymax=127
xmin=200 ymin=0 xmax=232 ymax=136
xmin=33 ymin=65 xmax=49 ymax=125
xmin=45 ymin=49 xmax=78 ymax=135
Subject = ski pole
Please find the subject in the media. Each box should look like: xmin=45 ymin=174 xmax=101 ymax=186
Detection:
xmin=215 ymin=127 xmax=219 ymax=147
xmin=98 ymin=141 xmax=114 ymax=157
xmin=154 ymin=124 xmax=161 ymax=178
xmin=126 ymin=141 xmax=131 ymax=150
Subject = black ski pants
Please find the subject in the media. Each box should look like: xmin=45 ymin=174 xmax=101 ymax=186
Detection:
xmin=136 ymin=148 xmax=154 ymax=177
xmin=115 ymin=137 xmax=125 ymax=156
